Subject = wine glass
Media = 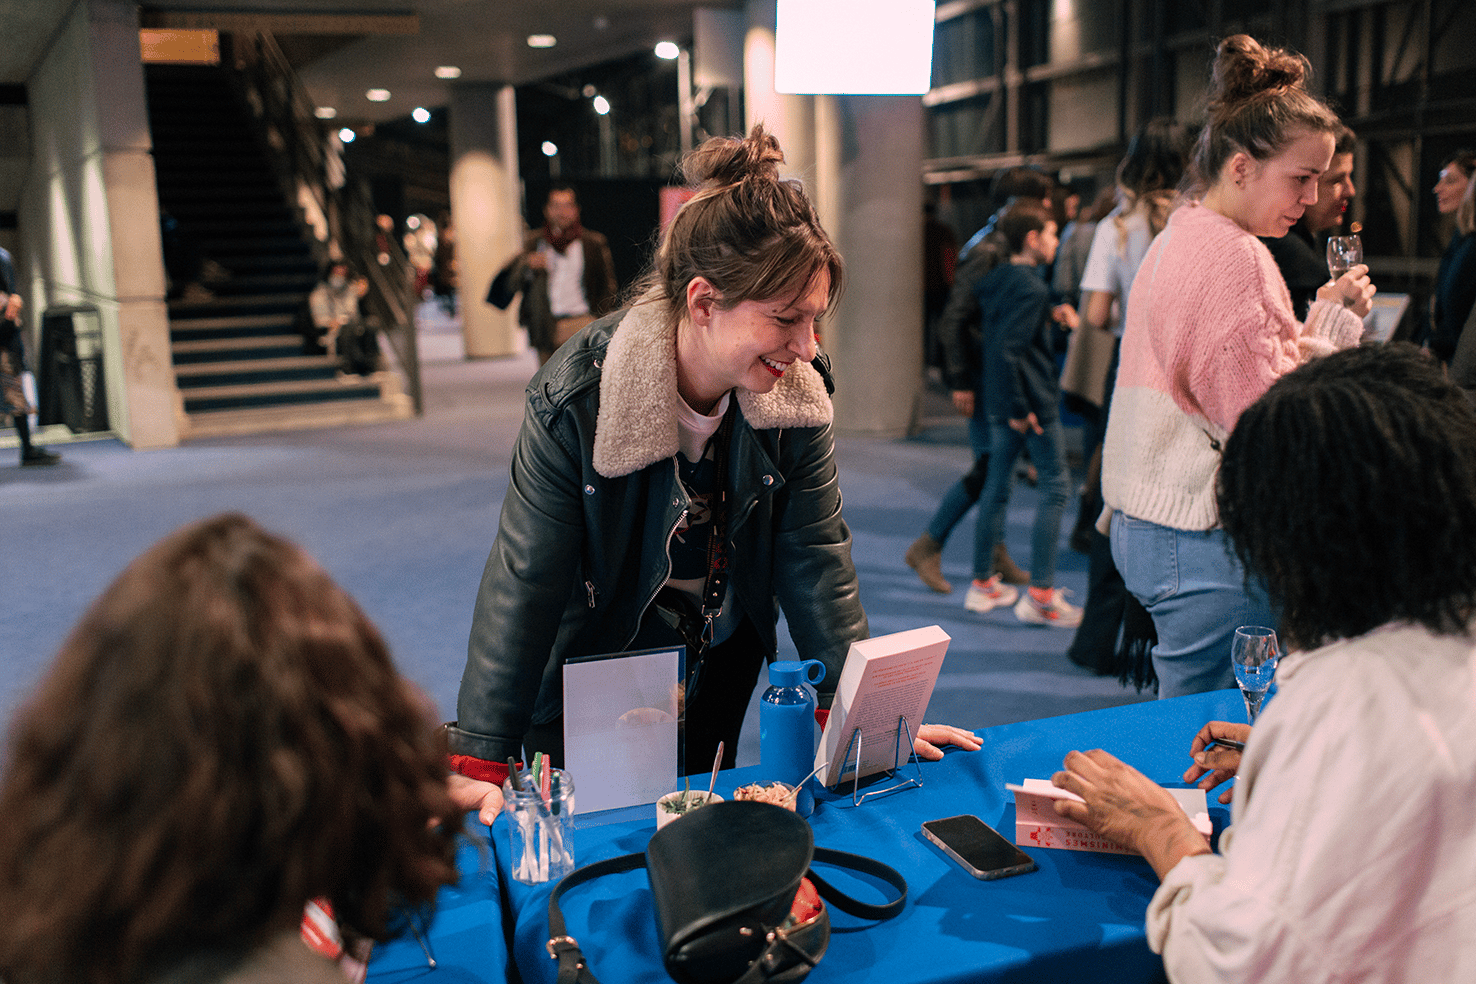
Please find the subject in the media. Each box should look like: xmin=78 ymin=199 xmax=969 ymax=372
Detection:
xmin=1230 ymin=625 xmax=1280 ymax=725
xmin=1326 ymin=234 xmax=1363 ymax=279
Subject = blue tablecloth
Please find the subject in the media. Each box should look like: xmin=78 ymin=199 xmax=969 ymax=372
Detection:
xmin=366 ymin=826 xmax=511 ymax=983
xmin=375 ymin=690 xmax=1244 ymax=984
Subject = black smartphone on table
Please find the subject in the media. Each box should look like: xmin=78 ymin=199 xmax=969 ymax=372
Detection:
xmin=922 ymin=815 xmax=1037 ymax=880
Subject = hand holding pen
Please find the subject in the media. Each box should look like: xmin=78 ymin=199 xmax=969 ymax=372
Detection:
xmin=1182 ymin=721 xmax=1252 ymax=804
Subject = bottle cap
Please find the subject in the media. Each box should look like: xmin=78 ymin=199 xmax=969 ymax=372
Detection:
xmin=768 ymin=659 xmax=826 ymax=688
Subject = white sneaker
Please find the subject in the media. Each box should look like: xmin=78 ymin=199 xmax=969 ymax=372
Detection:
xmin=1014 ymin=588 xmax=1083 ymax=628
xmin=964 ymin=575 xmax=1020 ymax=613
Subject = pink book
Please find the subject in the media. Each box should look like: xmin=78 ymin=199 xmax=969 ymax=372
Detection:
xmin=1006 ymin=778 xmax=1211 ymax=856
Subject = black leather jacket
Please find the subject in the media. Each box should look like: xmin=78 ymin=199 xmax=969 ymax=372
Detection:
xmin=447 ymin=303 xmax=868 ymax=764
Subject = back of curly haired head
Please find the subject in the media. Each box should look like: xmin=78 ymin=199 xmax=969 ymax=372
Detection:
xmin=1217 ymin=344 xmax=1476 ymax=652
xmin=1189 ymin=34 xmax=1341 ymax=193
xmin=637 ymin=123 xmax=842 ymax=325
xmin=0 ymin=513 xmax=460 ymax=984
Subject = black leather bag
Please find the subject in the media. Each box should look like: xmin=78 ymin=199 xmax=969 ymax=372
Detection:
xmin=547 ymin=800 xmax=907 ymax=984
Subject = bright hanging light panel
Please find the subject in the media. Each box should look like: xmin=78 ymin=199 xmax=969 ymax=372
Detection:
xmin=338 ymin=128 xmax=356 ymax=143
xmin=592 ymin=95 xmax=610 ymax=115
xmin=366 ymin=88 xmax=391 ymax=102
xmin=435 ymin=65 xmax=462 ymax=79
xmin=774 ymin=0 xmax=935 ymax=94
xmin=412 ymin=107 xmax=431 ymax=123
xmin=315 ymin=106 xmax=337 ymax=119
xmin=527 ymin=34 xmax=557 ymax=49
xmin=654 ymin=41 xmax=680 ymax=60
xmin=542 ymin=141 xmax=559 ymax=157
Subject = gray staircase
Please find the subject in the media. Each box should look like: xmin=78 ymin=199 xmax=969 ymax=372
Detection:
xmin=146 ymin=63 xmax=411 ymax=439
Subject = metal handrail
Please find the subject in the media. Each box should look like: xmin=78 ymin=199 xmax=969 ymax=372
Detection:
xmin=226 ymin=30 xmax=424 ymax=413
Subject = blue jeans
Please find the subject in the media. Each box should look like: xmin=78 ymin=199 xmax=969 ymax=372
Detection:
xmin=927 ymin=415 xmax=993 ymax=545
xmin=973 ymin=418 xmax=1069 ymax=588
xmin=1109 ymin=512 xmax=1274 ymax=699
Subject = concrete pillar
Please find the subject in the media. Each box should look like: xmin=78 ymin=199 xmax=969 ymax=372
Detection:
xmin=447 ymin=83 xmax=523 ymax=359
xmin=743 ymin=0 xmax=814 ymax=184
xmin=21 ymin=0 xmax=178 ymax=448
xmin=823 ymin=96 xmax=924 ymax=437
xmin=741 ymin=1 xmax=924 ymax=436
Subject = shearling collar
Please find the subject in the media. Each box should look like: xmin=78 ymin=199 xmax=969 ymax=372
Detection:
xmin=592 ymin=302 xmax=834 ymax=478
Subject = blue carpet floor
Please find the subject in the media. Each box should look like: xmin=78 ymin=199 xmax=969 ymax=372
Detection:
xmin=1 ymin=313 xmax=1152 ymax=764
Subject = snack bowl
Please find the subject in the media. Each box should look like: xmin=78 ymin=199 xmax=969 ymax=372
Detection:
xmin=731 ymin=780 xmax=797 ymax=810
xmin=656 ymin=789 xmax=723 ymax=829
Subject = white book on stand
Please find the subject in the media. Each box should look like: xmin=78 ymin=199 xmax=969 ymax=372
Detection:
xmin=815 ymin=625 xmax=950 ymax=788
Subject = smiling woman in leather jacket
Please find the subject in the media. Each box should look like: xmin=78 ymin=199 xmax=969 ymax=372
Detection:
xmin=446 ymin=126 xmax=979 ymax=820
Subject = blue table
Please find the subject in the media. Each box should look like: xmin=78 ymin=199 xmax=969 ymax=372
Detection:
xmin=375 ymin=690 xmax=1243 ymax=984
xmin=366 ymin=826 xmax=511 ymax=983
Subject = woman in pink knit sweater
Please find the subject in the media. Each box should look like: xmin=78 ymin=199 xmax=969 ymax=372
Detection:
xmin=1100 ymin=35 xmax=1375 ymax=698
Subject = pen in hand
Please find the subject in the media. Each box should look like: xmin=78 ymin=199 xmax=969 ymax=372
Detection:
xmin=1205 ymin=738 xmax=1245 ymax=752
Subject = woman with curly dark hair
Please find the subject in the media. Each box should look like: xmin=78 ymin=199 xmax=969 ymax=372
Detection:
xmin=1052 ymin=343 xmax=1476 ymax=982
xmin=0 ymin=513 xmax=462 ymax=984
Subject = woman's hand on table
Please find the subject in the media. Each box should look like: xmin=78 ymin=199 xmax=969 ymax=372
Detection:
xmin=1183 ymin=720 xmax=1251 ymax=804
xmin=1052 ymin=749 xmax=1211 ymax=880
xmin=447 ymin=773 xmax=505 ymax=826
xmin=913 ymin=723 xmax=982 ymax=761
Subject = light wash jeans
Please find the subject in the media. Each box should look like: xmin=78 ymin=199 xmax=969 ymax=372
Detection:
xmin=1109 ymin=512 xmax=1274 ymax=699
xmin=973 ymin=417 xmax=1069 ymax=589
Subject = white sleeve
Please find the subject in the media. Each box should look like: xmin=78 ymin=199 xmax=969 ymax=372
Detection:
xmin=1078 ymin=218 xmax=1118 ymax=295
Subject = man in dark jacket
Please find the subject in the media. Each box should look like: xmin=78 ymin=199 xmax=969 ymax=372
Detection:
xmin=486 ymin=185 xmax=619 ymax=364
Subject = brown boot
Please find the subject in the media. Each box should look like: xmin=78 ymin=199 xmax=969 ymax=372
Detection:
xmin=905 ymin=533 xmax=952 ymax=594
xmin=993 ymin=542 xmax=1031 ymax=585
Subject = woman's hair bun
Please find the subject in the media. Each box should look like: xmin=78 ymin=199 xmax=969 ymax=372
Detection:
xmin=682 ymin=123 xmax=785 ymax=188
xmin=1211 ymin=34 xmax=1310 ymax=107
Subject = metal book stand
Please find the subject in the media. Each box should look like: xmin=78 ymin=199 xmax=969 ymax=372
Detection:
xmin=837 ymin=714 xmax=924 ymax=806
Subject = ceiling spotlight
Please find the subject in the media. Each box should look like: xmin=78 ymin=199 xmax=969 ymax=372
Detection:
xmin=592 ymin=95 xmax=610 ymax=115
xmin=654 ymin=41 xmax=680 ymax=60
xmin=366 ymin=88 xmax=391 ymax=102
xmin=527 ymin=34 xmax=557 ymax=49
xmin=412 ymin=107 xmax=431 ymax=123
xmin=315 ymin=106 xmax=337 ymax=119
xmin=435 ymin=65 xmax=462 ymax=79
xmin=338 ymin=128 xmax=356 ymax=144
xmin=542 ymin=141 xmax=558 ymax=157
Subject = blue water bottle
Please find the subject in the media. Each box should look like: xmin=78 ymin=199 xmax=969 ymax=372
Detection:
xmin=759 ymin=659 xmax=826 ymax=817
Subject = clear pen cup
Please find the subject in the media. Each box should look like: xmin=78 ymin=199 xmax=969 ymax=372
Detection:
xmin=501 ymin=768 xmax=576 ymax=884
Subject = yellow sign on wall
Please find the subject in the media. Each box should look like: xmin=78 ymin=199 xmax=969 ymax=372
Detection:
xmin=139 ymin=29 xmax=220 ymax=66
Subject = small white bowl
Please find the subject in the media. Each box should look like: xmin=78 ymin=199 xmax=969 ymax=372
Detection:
xmin=656 ymin=789 xmax=723 ymax=829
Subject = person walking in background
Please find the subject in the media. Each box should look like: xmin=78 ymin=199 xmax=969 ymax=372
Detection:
xmin=487 ymin=184 xmax=620 ymax=365
xmin=1262 ymin=124 xmax=1359 ymax=319
xmin=903 ymin=166 xmax=1056 ymax=595
xmin=1101 ymin=34 xmax=1375 ymax=698
xmin=964 ymin=199 xmax=1082 ymax=626
xmin=1064 ymin=117 xmax=1190 ymax=676
xmin=922 ymin=199 xmax=959 ymax=371
xmin=0 ymin=513 xmax=461 ymax=984
xmin=1426 ymin=150 xmax=1476 ymax=365
xmin=0 ymin=246 xmax=58 ymax=467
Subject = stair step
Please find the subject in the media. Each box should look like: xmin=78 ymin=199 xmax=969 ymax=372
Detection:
xmin=168 ymin=293 xmax=305 ymax=318
xmin=197 ymin=236 xmax=313 ymax=255
xmin=174 ymin=357 xmax=338 ymax=388
xmin=181 ymin=376 xmax=388 ymax=413
xmin=170 ymin=312 xmax=295 ymax=331
xmin=172 ymin=337 xmax=305 ymax=362
xmin=179 ymin=394 xmax=414 ymax=440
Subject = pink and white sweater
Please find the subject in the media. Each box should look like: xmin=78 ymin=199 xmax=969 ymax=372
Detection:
xmin=1102 ymin=202 xmax=1365 ymax=531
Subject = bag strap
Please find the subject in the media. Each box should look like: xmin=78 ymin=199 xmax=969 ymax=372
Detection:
xmin=808 ymin=846 xmax=908 ymax=919
xmin=547 ymin=851 xmax=645 ymax=984
xmin=545 ymin=846 xmax=907 ymax=984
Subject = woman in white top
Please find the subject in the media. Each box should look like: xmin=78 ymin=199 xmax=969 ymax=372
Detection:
xmin=1053 ymin=343 xmax=1476 ymax=984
